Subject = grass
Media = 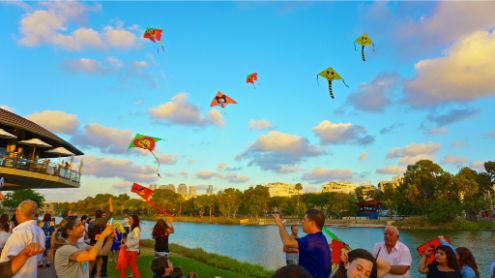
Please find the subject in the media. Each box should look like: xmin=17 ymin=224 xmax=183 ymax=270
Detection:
xmin=394 ymin=216 xmax=495 ymax=231
xmin=106 ymin=241 xmax=272 ymax=278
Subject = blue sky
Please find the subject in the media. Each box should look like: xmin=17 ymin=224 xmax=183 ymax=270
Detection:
xmin=1 ymin=1 xmax=494 ymax=202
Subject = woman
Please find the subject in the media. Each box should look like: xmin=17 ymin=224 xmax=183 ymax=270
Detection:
xmin=120 ymin=214 xmax=141 ymax=278
xmin=0 ymin=214 xmax=11 ymax=255
xmin=332 ymin=248 xmax=390 ymax=278
xmin=52 ymin=216 xmax=114 ymax=278
xmin=419 ymin=245 xmax=462 ymax=278
xmin=40 ymin=213 xmax=55 ymax=268
xmin=152 ymin=218 xmax=174 ymax=257
xmin=456 ymin=247 xmax=479 ymax=278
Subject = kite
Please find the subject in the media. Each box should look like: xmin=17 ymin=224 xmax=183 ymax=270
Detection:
xmin=354 ymin=33 xmax=375 ymax=62
xmin=246 ymin=73 xmax=258 ymax=89
xmin=128 ymin=133 xmax=162 ymax=177
xmin=131 ymin=183 xmax=175 ymax=218
xmin=323 ymin=227 xmax=351 ymax=271
xmin=317 ymin=67 xmax=349 ymax=99
xmin=143 ymin=28 xmax=164 ymax=53
xmin=210 ymin=91 xmax=237 ymax=109
xmin=417 ymin=236 xmax=451 ymax=265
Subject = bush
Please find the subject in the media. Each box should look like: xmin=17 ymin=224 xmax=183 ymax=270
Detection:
xmin=427 ymin=198 xmax=461 ymax=224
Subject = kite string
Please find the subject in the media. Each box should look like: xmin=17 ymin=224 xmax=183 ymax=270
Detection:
xmin=150 ymin=150 xmax=161 ymax=177
xmin=146 ymin=199 xmax=175 ymax=219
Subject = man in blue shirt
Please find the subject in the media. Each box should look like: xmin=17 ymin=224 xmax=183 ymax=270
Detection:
xmin=273 ymin=209 xmax=331 ymax=278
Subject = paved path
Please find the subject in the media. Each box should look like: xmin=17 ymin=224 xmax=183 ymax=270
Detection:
xmin=38 ymin=265 xmax=56 ymax=277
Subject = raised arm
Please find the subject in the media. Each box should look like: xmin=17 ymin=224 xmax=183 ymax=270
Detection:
xmin=70 ymin=224 xmax=113 ymax=262
xmin=418 ymin=247 xmax=433 ymax=274
xmin=273 ymin=214 xmax=298 ymax=248
xmin=166 ymin=218 xmax=174 ymax=234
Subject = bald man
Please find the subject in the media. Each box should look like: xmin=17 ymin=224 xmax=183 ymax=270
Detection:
xmin=0 ymin=200 xmax=45 ymax=278
xmin=372 ymin=225 xmax=412 ymax=278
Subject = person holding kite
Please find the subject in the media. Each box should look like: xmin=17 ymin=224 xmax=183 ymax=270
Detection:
xmin=272 ymin=209 xmax=331 ymax=278
xmin=372 ymin=226 xmax=412 ymax=278
xmin=152 ymin=218 xmax=175 ymax=258
xmin=418 ymin=245 xmax=461 ymax=278
xmin=119 ymin=215 xmax=142 ymax=278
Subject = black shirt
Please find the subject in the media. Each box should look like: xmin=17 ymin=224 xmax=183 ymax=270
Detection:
xmin=427 ymin=264 xmax=462 ymax=278
xmin=154 ymin=235 xmax=169 ymax=252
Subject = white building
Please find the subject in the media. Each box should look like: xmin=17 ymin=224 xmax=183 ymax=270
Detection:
xmin=177 ymin=184 xmax=188 ymax=196
xmin=206 ymin=185 xmax=214 ymax=195
xmin=265 ymin=182 xmax=298 ymax=197
xmin=378 ymin=176 xmax=403 ymax=191
xmin=321 ymin=181 xmax=357 ymax=194
xmin=356 ymin=184 xmax=377 ymax=201
xmin=159 ymin=184 xmax=176 ymax=192
xmin=189 ymin=186 xmax=197 ymax=198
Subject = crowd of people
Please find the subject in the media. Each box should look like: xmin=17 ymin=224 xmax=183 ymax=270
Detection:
xmin=0 ymin=200 xmax=493 ymax=278
xmin=273 ymin=209 xmax=494 ymax=278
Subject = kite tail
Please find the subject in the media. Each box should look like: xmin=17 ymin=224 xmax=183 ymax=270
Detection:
xmin=342 ymin=79 xmax=350 ymax=88
xmin=150 ymin=151 xmax=161 ymax=177
xmin=361 ymin=45 xmax=366 ymax=62
xmin=372 ymin=43 xmax=375 ymax=52
xmin=354 ymin=42 xmax=357 ymax=51
xmin=253 ymin=83 xmax=256 ymax=89
xmin=160 ymin=41 xmax=164 ymax=52
xmin=317 ymin=75 xmax=319 ymax=86
xmin=328 ymin=80 xmax=334 ymax=99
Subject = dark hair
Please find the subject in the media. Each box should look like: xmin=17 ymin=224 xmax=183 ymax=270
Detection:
xmin=172 ymin=266 xmax=183 ymax=278
xmin=151 ymin=256 xmax=169 ymax=275
xmin=431 ymin=245 xmax=460 ymax=272
xmin=272 ymin=264 xmax=312 ymax=278
xmin=0 ymin=214 xmax=9 ymax=232
xmin=95 ymin=210 xmax=103 ymax=218
xmin=456 ymin=247 xmax=479 ymax=278
xmin=152 ymin=219 xmax=169 ymax=238
xmin=130 ymin=214 xmax=140 ymax=230
xmin=43 ymin=213 xmax=51 ymax=222
xmin=332 ymin=248 xmax=377 ymax=278
xmin=59 ymin=216 xmax=79 ymax=238
xmin=305 ymin=209 xmax=325 ymax=230
xmin=81 ymin=215 xmax=87 ymax=221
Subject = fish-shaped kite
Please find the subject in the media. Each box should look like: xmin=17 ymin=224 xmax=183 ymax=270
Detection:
xmin=317 ymin=67 xmax=349 ymax=99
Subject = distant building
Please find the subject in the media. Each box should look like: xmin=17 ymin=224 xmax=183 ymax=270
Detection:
xmin=159 ymin=184 xmax=176 ymax=192
xmin=265 ymin=182 xmax=297 ymax=197
xmin=40 ymin=202 xmax=56 ymax=215
xmin=206 ymin=185 xmax=214 ymax=195
xmin=149 ymin=184 xmax=158 ymax=190
xmin=355 ymin=184 xmax=377 ymax=201
xmin=189 ymin=186 xmax=197 ymax=198
xmin=177 ymin=184 xmax=188 ymax=196
xmin=321 ymin=181 xmax=357 ymax=194
xmin=378 ymin=176 xmax=404 ymax=191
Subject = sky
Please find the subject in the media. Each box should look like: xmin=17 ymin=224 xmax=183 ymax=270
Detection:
xmin=1 ymin=1 xmax=494 ymax=202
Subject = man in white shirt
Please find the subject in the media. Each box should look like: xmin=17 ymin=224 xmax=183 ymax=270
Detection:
xmin=0 ymin=200 xmax=45 ymax=278
xmin=372 ymin=225 xmax=412 ymax=278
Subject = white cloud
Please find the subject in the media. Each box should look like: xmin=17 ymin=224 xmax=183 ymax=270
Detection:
xmin=196 ymin=171 xmax=221 ymax=180
xmin=195 ymin=171 xmax=249 ymax=184
xmin=487 ymin=130 xmax=495 ymax=139
xmin=237 ymin=131 xmax=323 ymax=172
xmin=376 ymin=165 xmax=405 ymax=175
xmin=442 ymin=154 xmax=468 ymax=166
xmin=278 ymin=166 xmax=300 ymax=174
xmin=387 ymin=142 xmax=441 ymax=158
xmin=399 ymin=154 xmax=436 ymax=165
xmin=62 ymin=58 xmax=106 ymax=74
xmin=470 ymin=160 xmax=485 ymax=172
xmin=405 ymin=30 xmax=495 ymax=106
xmin=27 ymin=110 xmax=79 ymax=134
xmin=358 ymin=152 xmax=368 ymax=161
xmin=302 ymin=167 xmax=353 ymax=183
xmin=83 ymin=155 xmax=159 ymax=183
xmin=312 ymin=120 xmax=374 ymax=145
xmin=451 ymin=140 xmax=464 ymax=148
xmin=346 ymin=73 xmax=399 ymax=113
xmin=156 ymin=153 xmax=178 ymax=165
xmin=249 ymin=119 xmax=273 ymax=130
xmin=71 ymin=124 xmax=132 ymax=154
xmin=18 ymin=1 xmax=138 ymax=51
xmin=149 ymin=93 xmax=222 ymax=126
xmin=217 ymin=162 xmax=227 ymax=171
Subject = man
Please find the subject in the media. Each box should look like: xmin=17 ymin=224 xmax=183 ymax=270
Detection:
xmin=273 ymin=209 xmax=331 ymax=278
xmin=54 ymin=216 xmax=114 ymax=278
xmin=284 ymin=225 xmax=299 ymax=265
xmin=372 ymin=225 xmax=412 ymax=278
xmin=0 ymin=243 xmax=44 ymax=278
xmin=88 ymin=197 xmax=113 ymax=278
xmin=151 ymin=256 xmax=174 ymax=278
xmin=0 ymin=200 xmax=45 ymax=278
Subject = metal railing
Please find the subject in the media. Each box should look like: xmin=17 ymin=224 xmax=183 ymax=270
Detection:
xmin=0 ymin=156 xmax=81 ymax=183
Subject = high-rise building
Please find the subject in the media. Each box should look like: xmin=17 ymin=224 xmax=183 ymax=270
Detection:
xmin=321 ymin=181 xmax=356 ymax=194
xmin=189 ymin=186 xmax=197 ymax=198
xmin=206 ymin=185 xmax=214 ymax=195
xmin=159 ymin=184 xmax=176 ymax=192
xmin=177 ymin=184 xmax=188 ymax=196
xmin=378 ymin=176 xmax=404 ymax=191
xmin=149 ymin=184 xmax=158 ymax=190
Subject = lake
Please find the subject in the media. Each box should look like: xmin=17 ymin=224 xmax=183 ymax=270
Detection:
xmin=137 ymin=220 xmax=495 ymax=277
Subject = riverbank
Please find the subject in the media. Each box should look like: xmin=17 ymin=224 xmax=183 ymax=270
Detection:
xmin=141 ymin=215 xmax=495 ymax=231
xmin=107 ymin=240 xmax=273 ymax=278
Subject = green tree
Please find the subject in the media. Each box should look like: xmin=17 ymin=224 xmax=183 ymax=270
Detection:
xmin=217 ymin=188 xmax=242 ymax=218
xmin=241 ymin=185 xmax=270 ymax=219
xmin=295 ymin=183 xmax=303 ymax=215
xmin=427 ymin=198 xmax=461 ymax=224
xmin=2 ymin=189 xmax=44 ymax=211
